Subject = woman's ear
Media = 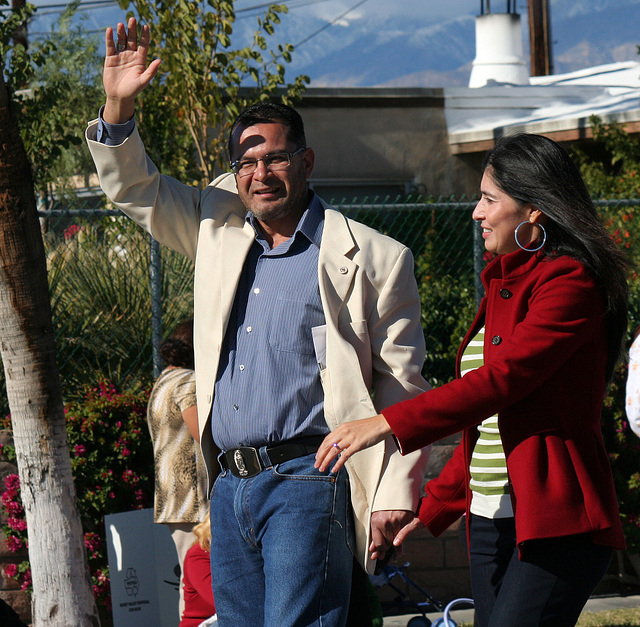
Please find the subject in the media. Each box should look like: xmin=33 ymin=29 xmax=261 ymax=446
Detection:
xmin=527 ymin=206 xmax=545 ymax=224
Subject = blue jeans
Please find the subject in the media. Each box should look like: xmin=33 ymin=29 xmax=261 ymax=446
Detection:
xmin=468 ymin=514 xmax=613 ymax=627
xmin=209 ymin=451 xmax=354 ymax=627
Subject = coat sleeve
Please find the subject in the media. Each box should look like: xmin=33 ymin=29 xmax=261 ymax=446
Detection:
xmin=384 ymin=258 xmax=604 ymax=454
xmin=85 ymin=118 xmax=241 ymax=261
xmin=368 ymin=246 xmax=431 ymax=512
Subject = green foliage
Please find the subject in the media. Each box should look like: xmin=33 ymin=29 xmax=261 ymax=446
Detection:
xmin=0 ymin=1 xmax=37 ymax=89
xmin=572 ymin=116 xmax=640 ymax=199
xmin=601 ymin=364 xmax=640 ymax=553
xmin=44 ymin=214 xmax=195 ymax=397
xmin=2 ymin=1 xmax=105 ymax=197
xmin=414 ymin=229 xmax=477 ymax=387
xmin=118 ymin=0 xmax=309 ymax=184
xmin=1 ymin=381 xmax=154 ymax=610
xmin=572 ymin=116 xmax=640 ymax=554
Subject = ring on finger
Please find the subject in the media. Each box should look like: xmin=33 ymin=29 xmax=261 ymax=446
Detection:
xmin=332 ymin=442 xmax=342 ymax=453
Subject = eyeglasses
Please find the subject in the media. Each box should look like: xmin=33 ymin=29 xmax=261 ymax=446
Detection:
xmin=230 ymin=147 xmax=306 ymax=178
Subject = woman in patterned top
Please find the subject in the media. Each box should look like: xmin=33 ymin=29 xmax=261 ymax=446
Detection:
xmin=147 ymin=319 xmax=208 ymax=618
xmin=625 ymin=325 xmax=640 ymax=438
xmin=315 ymin=134 xmax=629 ymax=627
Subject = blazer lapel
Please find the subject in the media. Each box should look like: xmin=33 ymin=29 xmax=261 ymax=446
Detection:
xmin=318 ymin=207 xmax=358 ymax=316
xmin=218 ymin=211 xmax=255 ymax=327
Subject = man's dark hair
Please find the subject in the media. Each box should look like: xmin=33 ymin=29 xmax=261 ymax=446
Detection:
xmin=228 ymin=102 xmax=306 ymax=161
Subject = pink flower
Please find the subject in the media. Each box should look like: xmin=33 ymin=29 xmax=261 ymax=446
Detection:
xmin=6 ymin=535 xmax=24 ymax=552
xmin=4 ymin=474 xmax=20 ymax=491
xmin=7 ymin=517 xmax=27 ymax=531
xmin=74 ymin=444 xmax=87 ymax=456
xmin=20 ymin=568 xmax=31 ymax=591
xmin=4 ymin=563 xmax=17 ymax=578
xmin=64 ymin=224 xmax=81 ymax=240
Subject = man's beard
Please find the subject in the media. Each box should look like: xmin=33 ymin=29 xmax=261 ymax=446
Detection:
xmin=246 ymin=187 xmax=310 ymax=225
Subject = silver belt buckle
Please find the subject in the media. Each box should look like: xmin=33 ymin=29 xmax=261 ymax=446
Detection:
xmin=231 ymin=447 xmax=262 ymax=477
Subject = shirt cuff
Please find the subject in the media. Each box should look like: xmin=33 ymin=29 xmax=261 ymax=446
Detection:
xmin=96 ymin=105 xmax=136 ymax=146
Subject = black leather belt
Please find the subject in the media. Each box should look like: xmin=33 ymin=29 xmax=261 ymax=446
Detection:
xmin=220 ymin=435 xmax=326 ymax=478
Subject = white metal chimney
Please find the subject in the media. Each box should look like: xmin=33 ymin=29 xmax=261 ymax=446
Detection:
xmin=469 ymin=13 xmax=529 ymax=88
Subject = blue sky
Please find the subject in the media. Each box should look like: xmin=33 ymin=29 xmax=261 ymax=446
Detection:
xmin=26 ymin=0 xmax=484 ymax=32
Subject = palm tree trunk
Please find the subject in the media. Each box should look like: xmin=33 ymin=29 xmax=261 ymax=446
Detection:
xmin=0 ymin=66 xmax=99 ymax=625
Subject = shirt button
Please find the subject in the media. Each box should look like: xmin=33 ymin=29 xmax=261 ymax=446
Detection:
xmin=233 ymin=404 xmax=239 ymax=411
xmin=500 ymin=289 xmax=512 ymax=299
xmin=253 ymin=288 xmax=260 ymax=294
xmin=246 ymin=326 xmax=252 ymax=333
xmin=491 ymin=335 xmax=502 ymax=345
xmin=239 ymin=365 xmax=245 ymax=371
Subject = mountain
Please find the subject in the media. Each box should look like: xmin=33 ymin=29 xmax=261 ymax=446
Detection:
xmin=262 ymin=0 xmax=640 ymax=87
xmin=27 ymin=0 xmax=640 ymax=88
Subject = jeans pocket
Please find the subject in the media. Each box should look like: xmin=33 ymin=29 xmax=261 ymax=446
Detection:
xmin=272 ymin=453 xmax=336 ymax=482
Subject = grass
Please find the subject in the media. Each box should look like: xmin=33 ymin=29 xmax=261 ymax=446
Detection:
xmin=576 ymin=607 xmax=640 ymax=626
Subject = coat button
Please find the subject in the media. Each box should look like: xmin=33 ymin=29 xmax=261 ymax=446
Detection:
xmin=500 ymin=289 xmax=512 ymax=299
xmin=339 ymin=266 xmax=348 ymax=275
xmin=491 ymin=335 xmax=502 ymax=345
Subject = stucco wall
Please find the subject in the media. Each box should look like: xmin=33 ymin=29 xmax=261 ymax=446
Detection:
xmin=297 ymin=89 xmax=483 ymax=199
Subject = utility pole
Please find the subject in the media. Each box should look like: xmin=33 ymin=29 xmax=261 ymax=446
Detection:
xmin=528 ymin=0 xmax=552 ymax=76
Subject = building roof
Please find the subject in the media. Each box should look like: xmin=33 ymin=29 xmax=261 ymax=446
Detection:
xmin=444 ymin=61 xmax=640 ymax=153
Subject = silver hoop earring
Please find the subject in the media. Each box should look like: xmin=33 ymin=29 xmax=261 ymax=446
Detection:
xmin=514 ymin=221 xmax=546 ymax=252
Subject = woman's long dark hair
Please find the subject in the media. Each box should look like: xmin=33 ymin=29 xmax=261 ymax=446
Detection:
xmin=159 ymin=319 xmax=194 ymax=369
xmin=483 ymin=133 xmax=628 ymax=381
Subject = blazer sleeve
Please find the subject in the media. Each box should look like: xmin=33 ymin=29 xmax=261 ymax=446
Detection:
xmin=85 ymin=118 xmax=237 ymax=260
xmin=368 ymin=246 xmax=431 ymax=512
xmin=384 ymin=258 xmax=604 ymax=454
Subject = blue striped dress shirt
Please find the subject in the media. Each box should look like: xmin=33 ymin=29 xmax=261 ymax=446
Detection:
xmin=211 ymin=195 xmax=329 ymax=450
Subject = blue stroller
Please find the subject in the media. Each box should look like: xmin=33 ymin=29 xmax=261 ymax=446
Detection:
xmin=370 ymin=562 xmax=474 ymax=627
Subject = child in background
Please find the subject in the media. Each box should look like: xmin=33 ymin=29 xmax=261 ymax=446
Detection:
xmin=179 ymin=513 xmax=216 ymax=627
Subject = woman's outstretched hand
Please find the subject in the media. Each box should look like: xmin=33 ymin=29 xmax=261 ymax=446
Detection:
xmin=314 ymin=414 xmax=393 ymax=474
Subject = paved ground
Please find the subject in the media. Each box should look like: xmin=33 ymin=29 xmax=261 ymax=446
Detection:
xmin=382 ymin=594 xmax=640 ymax=626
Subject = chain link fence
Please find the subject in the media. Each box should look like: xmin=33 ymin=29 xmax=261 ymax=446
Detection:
xmin=0 ymin=195 xmax=637 ymax=415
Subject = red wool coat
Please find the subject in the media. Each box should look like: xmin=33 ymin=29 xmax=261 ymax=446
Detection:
xmin=384 ymin=248 xmax=625 ymax=551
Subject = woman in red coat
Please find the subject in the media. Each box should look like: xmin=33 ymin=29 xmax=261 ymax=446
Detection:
xmin=315 ymin=134 xmax=628 ymax=627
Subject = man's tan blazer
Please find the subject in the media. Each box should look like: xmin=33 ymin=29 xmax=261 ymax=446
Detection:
xmin=86 ymin=120 xmax=430 ymax=573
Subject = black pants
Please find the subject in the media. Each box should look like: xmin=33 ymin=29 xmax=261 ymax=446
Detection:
xmin=468 ymin=514 xmax=612 ymax=627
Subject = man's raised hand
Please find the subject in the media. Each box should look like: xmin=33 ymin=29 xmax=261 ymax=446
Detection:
xmin=103 ymin=17 xmax=161 ymax=124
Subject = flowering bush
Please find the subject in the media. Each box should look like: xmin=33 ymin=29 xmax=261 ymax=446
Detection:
xmin=1 ymin=380 xmax=153 ymax=610
xmin=1 ymin=473 xmax=31 ymax=592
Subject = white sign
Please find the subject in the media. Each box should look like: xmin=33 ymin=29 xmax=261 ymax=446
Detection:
xmin=105 ymin=509 xmax=180 ymax=627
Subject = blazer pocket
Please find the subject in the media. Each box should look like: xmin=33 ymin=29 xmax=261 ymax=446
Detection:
xmin=337 ymin=319 xmax=372 ymax=387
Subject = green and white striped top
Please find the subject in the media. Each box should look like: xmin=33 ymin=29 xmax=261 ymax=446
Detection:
xmin=460 ymin=326 xmax=514 ymax=519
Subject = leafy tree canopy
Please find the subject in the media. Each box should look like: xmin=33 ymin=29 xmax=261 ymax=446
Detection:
xmin=1 ymin=0 xmax=105 ymax=200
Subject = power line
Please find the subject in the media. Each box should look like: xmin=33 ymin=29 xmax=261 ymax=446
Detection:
xmin=26 ymin=0 xmax=374 ymax=52
xmin=291 ymin=0 xmax=372 ymax=50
